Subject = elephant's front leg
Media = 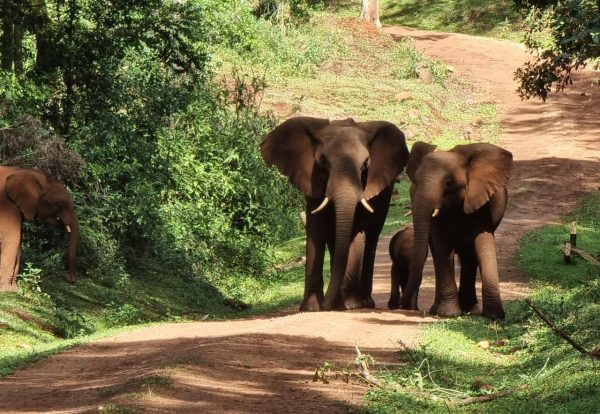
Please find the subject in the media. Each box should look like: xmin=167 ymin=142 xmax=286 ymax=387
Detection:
xmin=300 ymin=225 xmax=327 ymax=312
xmin=342 ymin=232 xmax=366 ymax=310
xmin=429 ymin=231 xmax=461 ymax=317
xmin=474 ymin=231 xmax=505 ymax=319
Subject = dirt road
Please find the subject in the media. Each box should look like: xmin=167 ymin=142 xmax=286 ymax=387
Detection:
xmin=0 ymin=26 xmax=598 ymax=413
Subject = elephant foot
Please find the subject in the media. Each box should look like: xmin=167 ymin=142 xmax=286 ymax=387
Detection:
xmin=463 ymin=302 xmax=482 ymax=315
xmin=322 ymin=295 xmax=345 ymax=311
xmin=362 ymin=296 xmax=376 ymax=309
xmin=64 ymin=272 xmax=77 ymax=284
xmin=482 ymin=304 xmax=505 ymax=320
xmin=430 ymin=299 xmax=462 ymax=317
xmin=0 ymin=283 xmax=18 ymax=293
xmin=343 ymin=295 xmax=364 ymax=310
xmin=300 ymin=293 xmax=323 ymax=312
xmin=459 ymin=295 xmax=479 ymax=313
xmin=387 ymin=294 xmax=400 ymax=310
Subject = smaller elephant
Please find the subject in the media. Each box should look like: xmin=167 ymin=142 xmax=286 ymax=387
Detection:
xmin=0 ymin=167 xmax=80 ymax=292
xmin=388 ymin=225 xmax=414 ymax=310
xmin=400 ymin=141 xmax=513 ymax=319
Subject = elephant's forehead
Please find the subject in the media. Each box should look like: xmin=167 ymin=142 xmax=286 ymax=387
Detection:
xmin=426 ymin=151 xmax=465 ymax=167
xmin=318 ymin=127 xmax=368 ymax=144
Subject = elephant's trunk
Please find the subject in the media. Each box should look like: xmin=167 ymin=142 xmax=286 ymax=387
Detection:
xmin=322 ymin=188 xmax=360 ymax=310
xmin=400 ymin=180 xmax=441 ymax=310
xmin=65 ymin=216 xmax=79 ymax=283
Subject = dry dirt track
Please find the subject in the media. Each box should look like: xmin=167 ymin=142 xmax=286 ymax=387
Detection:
xmin=1 ymin=26 xmax=599 ymax=413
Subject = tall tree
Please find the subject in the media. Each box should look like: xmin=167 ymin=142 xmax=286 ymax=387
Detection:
xmin=360 ymin=0 xmax=381 ymax=28
xmin=514 ymin=0 xmax=600 ymax=100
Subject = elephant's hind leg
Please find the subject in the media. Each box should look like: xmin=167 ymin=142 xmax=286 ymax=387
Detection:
xmin=0 ymin=231 xmax=21 ymax=292
xmin=457 ymin=245 xmax=479 ymax=313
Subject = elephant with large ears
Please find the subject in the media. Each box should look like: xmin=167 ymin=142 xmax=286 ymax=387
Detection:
xmin=261 ymin=117 xmax=409 ymax=311
xmin=399 ymin=141 xmax=513 ymax=319
xmin=0 ymin=167 xmax=80 ymax=292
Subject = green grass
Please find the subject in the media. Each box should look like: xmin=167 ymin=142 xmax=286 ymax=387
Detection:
xmin=365 ymin=189 xmax=600 ymax=413
xmin=379 ymin=0 xmax=525 ymax=42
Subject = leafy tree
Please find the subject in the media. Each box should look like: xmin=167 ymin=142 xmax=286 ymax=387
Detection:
xmin=514 ymin=0 xmax=600 ymax=100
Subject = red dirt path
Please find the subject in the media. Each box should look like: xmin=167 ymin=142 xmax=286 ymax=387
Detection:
xmin=0 ymin=26 xmax=598 ymax=414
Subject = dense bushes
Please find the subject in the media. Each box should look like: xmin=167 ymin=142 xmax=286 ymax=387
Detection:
xmin=0 ymin=0 xmax=314 ymax=317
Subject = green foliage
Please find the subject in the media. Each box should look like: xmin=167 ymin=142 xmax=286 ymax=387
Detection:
xmin=391 ymin=39 xmax=448 ymax=83
xmin=204 ymin=0 xmax=344 ymax=78
xmin=366 ymin=189 xmax=600 ymax=413
xmin=514 ymin=0 xmax=600 ymax=100
xmin=380 ymin=0 xmax=523 ymax=41
xmin=53 ymin=306 xmax=94 ymax=338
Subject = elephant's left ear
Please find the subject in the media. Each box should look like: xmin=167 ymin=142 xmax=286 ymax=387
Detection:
xmin=451 ymin=143 xmax=513 ymax=214
xmin=6 ymin=170 xmax=46 ymax=220
xmin=358 ymin=121 xmax=409 ymax=200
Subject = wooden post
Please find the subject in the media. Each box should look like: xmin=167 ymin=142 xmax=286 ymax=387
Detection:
xmin=569 ymin=221 xmax=577 ymax=247
xmin=563 ymin=241 xmax=572 ymax=264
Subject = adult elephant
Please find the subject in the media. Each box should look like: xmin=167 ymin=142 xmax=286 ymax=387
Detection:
xmin=400 ymin=141 xmax=513 ymax=319
xmin=261 ymin=117 xmax=409 ymax=311
xmin=0 ymin=167 xmax=80 ymax=292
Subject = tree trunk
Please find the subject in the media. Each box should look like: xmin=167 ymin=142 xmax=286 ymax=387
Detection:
xmin=13 ymin=19 xmax=23 ymax=74
xmin=1 ymin=0 xmax=14 ymax=71
xmin=360 ymin=0 xmax=381 ymax=28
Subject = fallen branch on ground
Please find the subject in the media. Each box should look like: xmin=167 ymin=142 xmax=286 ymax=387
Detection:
xmin=571 ymin=247 xmax=600 ymax=267
xmin=354 ymin=346 xmax=390 ymax=389
xmin=448 ymin=384 xmax=528 ymax=406
xmin=525 ymin=298 xmax=600 ymax=359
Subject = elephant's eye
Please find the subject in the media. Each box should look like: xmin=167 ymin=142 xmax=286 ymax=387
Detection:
xmin=56 ymin=217 xmax=62 ymax=224
xmin=361 ymin=159 xmax=370 ymax=171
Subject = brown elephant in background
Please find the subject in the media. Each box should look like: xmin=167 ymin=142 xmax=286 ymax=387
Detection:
xmin=400 ymin=141 xmax=513 ymax=319
xmin=0 ymin=167 xmax=80 ymax=292
xmin=261 ymin=117 xmax=409 ymax=311
xmin=387 ymin=225 xmax=414 ymax=310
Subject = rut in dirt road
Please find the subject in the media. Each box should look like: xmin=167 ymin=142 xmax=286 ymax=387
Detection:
xmin=0 ymin=26 xmax=598 ymax=414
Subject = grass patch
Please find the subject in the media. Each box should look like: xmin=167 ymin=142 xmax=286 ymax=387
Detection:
xmin=380 ymin=0 xmax=525 ymax=42
xmin=364 ymin=189 xmax=600 ymax=413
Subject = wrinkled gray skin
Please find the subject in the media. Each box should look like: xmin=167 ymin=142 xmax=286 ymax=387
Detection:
xmin=0 ymin=167 xmax=79 ymax=291
xmin=261 ymin=117 xmax=408 ymax=311
xmin=387 ymin=225 xmax=414 ymax=310
xmin=400 ymin=142 xmax=513 ymax=319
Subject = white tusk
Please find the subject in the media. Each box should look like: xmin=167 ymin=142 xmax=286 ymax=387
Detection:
xmin=361 ymin=198 xmax=374 ymax=213
xmin=432 ymin=208 xmax=440 ymax=218
xmin=311 ymin=197 xmax=330 ymax=215
xmin=66 ymin=225 xmax=71 ymax=233
xmin=404 ymin=210 xmax=413 ymax=216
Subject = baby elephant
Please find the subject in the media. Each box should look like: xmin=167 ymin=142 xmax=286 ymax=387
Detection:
xmin=387 ymin=226 xmax=414 ymax=310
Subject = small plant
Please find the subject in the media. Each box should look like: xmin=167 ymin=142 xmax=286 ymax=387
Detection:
xmin=391 ymin=39 xmax=448 ymax=83
xmin=105 ymin=303 xmax=145 ymax=327
xmin=18 ymin=263 xmax=49 ymax=301
xmin=53 ymin=306 xmax=94 ymax=338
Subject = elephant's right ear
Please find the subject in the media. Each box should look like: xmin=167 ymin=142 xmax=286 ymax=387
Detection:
xmin=6 ymin=170 xmax=46 ymax=220
xmin=260 ymin=117 xmax=330 ymax=198
xmin=406 ymin=141 xmax=437 ymax=182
